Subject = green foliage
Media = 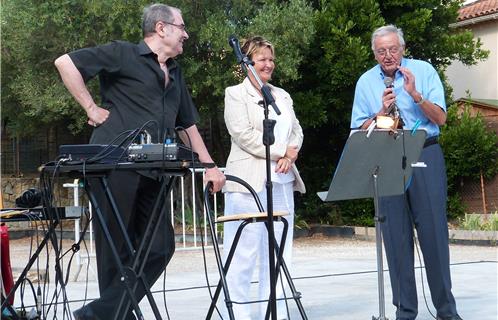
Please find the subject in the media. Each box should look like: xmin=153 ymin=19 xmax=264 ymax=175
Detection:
xmin=294 ymin=0 xmax=383 ymax=130
xmin=291 ymin=0 xmax=383 ymax=225
xmin=1 ymin=0 xmax=490 ymax=226
xmin=1 ymin=0 xmax=146 ymax=136
xmin=292 ymin=0 xmax=487 ymax=226
xmin=378 ymin=0 xmax=489 ymax=70
xmin=337 ymin=199 xmax=375 ymax=226
xmin=447 ymin=193 xmax=467 ymax=220
xmin=440 ymin=105 xmax=498 ymax=192
xmin=458 ymin=213 xmax=498 ymax=231
xmin=294 ymin=213 xmax=311 ymax=230
xmin=1 ymin=0 xmax=315 ymax=162
xmin=296 ymin=196 xmax=374 ymax=226
xmin=440 ymin=104 xmax=497 ymax=221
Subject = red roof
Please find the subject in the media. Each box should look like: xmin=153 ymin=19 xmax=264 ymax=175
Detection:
xmin=458 ymin=0 xmax=498 ymax=21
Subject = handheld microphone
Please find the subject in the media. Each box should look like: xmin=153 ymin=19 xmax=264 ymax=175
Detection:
xmin=383 ymin=76 xmax=404 ymax=128
xmin=383 ymin=76 xmax=394 ymax=88
xmin=228 ymin=35 xmax=245 ymax=64
xmin=383 ymin=76 xmax=397 ymax=116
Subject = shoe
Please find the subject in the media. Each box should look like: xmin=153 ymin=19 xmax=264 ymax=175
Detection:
xmin=73 ymin=306 xmax=97 ymax=320
xmin=436 ymin=315 xmax=463 ymax=320
xmin=73 ymin=309 xmax=83 ymax=320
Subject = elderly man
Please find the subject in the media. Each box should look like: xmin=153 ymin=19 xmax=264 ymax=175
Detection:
xmin=55 ymin=4 xmax=225 ymax=319
xmin=350 ymin=25 xmax=462 ymax=320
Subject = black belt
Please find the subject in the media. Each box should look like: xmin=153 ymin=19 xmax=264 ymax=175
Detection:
xmin=423 ymin=136 xmax=438 ymax=148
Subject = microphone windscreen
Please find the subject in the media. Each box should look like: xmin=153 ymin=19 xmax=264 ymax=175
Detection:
xmin=384 ymin=77 xmax=394 ymax=88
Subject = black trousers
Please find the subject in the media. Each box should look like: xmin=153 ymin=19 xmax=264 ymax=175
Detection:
xmin=82 ymin=171 xmax=175 ymax=320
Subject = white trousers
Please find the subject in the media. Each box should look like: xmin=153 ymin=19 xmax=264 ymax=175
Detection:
xmin=222 ymin=182 xmax=295 ymax=320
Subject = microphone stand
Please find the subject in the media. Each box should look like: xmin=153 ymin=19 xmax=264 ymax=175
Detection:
xmin=237 ymin=51 xmax=280 ymax=320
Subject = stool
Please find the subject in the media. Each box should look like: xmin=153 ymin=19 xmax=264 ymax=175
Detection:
xmin=204 ymin=174 xmax=307 ymax=320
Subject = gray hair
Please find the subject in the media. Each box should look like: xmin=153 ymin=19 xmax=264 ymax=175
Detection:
xmin=142 ymin=4 xmax=180 ymax=37
xmin=371 ymin=25 xmax=405 ymax=51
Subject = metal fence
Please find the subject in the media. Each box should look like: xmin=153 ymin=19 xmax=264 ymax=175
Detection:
xmin=63 ymin=167 xmax=226 ymax=281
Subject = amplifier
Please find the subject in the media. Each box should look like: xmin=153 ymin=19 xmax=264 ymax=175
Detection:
xmin=127 ymin=143 xmax=198 ymax=162
xmin=59 ymin=144 xmax=128 ymax=163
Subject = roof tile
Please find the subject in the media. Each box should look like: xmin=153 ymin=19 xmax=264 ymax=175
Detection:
xmin=458 ymin=0 xmax=498 ymax=21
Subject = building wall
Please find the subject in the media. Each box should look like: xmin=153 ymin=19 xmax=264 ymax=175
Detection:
xmin=445 ymin=19 xmax=498 ymax=100
xmin=457 ymin=101 xmax=498 ymax=132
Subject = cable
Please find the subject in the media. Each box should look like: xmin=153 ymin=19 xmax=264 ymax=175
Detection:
xmin=161 ymin=266 xmax=171 ymax=320
xmin=201 ymin=184 xmax=226 ymax=320
xmin=174 ymin=126 xmax=197 ymax=165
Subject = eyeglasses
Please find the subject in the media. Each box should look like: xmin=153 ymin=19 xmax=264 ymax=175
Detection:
xmin=375 ymin=46 xmax=402 ymax=57
xmin=162 ymin=21 xmax=186 ymax=32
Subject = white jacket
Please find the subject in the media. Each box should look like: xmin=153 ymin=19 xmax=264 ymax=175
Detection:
xmin=223 ymin=78 xmax=306 ymax=194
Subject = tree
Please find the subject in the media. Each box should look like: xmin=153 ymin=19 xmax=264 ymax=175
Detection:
xmin=1 ymin=0 xmax=146 ymax=136
xmin=440 ymin=105 xmax=498 ymax=218
xmin=1 ymin=0 xmax=489 ymax=224
xmin=289 ymin=0 xmax=488 ymax=224
xmin=1 ymin=0 xmax=315 ymax=158
xmin=166 ymin=0 xmax=315 ymax=160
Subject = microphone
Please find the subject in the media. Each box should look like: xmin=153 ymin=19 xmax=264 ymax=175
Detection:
xmin=383 ymin=76 xmax=397 ymax=116
xmin=383 ymin=76 xmax=404 ymax=128
xmin=228 ymin=35 xmax=245 ymax=64
xmin=383 ymin=76 xmax=394 ymax=88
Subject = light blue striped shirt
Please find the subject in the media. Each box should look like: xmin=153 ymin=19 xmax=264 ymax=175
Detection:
xmin=351 ymin=58 xmax=446 ymax=138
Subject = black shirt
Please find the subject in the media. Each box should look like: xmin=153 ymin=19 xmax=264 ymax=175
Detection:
xmin=69 ymin=40 xmax=199 ymax=144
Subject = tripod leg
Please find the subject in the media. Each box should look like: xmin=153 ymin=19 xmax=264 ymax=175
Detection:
xmin=85 ymin=180 xmax=145 ymax=320
xmin=264 ymin=218 xmax=308 ymax=320
xmin=372 ymin=171 xmax=388 ymax=320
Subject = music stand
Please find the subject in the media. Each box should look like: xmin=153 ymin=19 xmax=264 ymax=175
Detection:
xmin=318 ymin=129 xmax=426 ymax=320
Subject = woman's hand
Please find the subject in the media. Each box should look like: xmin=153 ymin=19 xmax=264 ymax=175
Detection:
xmin=275 ymin=157 xmax=292 ymax=174
xmin=284 ymin=145 xmax=298 ymax=162
xmin=275 ymin=145 xmax=298 ymax=173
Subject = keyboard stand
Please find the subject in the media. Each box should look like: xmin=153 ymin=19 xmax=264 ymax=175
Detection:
xmin=38 ymin=161 xmax=191 ymax=320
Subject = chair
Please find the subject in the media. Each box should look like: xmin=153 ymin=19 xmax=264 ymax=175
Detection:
xmin=204 ymin=174 xmax=307 ymax=320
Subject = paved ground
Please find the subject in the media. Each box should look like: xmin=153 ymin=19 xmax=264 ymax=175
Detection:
xmin=6 ymin=235 xmax=498 ymax=319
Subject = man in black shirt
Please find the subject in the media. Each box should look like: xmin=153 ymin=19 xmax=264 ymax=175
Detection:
xmin=55 ymin=4 xmax=225 ymax=319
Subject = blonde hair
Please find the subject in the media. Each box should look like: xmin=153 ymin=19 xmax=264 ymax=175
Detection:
xmin=241 ymin=36 xmax=275 ymax=59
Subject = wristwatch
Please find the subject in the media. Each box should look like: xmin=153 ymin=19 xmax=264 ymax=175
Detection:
xmin=415 ymin=94 xmax=425 ymax=105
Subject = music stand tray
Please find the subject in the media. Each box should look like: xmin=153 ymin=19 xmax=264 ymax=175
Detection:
xmin=318 ymin=129 xmax=426 ymax=320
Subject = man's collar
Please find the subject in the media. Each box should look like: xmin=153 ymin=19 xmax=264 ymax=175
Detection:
xmin=138 ymin=40 xmax=152 ymax=55
xmin=138 ymin=40 xmax=177 ymax=70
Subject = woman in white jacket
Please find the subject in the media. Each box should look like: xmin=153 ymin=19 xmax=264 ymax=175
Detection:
xmin=223 ymin=36 xmax=306 ymax=320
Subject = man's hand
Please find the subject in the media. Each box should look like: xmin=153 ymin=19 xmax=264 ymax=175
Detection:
xmin=87 ymin=104 xmax=110 ymax=127
xmin=398 ymin=66 xmax=417 ymax=97
xmin=381 ymin=87 xmax=396 ymax=114
xmin=204 ymin=167 xmax=226 ymax=193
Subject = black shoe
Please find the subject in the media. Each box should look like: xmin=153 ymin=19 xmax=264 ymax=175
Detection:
xmin=437 ymin=315 xmax=463 ymax=320
xmin=73 ymin=306 xmax=97 ymax=320
xmin=73 ymin=309 xmax=83 ymax=320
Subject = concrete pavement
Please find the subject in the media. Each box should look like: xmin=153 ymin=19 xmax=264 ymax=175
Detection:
xmin=7 ymin=236 xmax=498 ymax=319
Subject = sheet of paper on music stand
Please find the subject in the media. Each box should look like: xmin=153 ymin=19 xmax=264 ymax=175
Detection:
xmin=318 ymin=130 xmax=426 ymax=202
